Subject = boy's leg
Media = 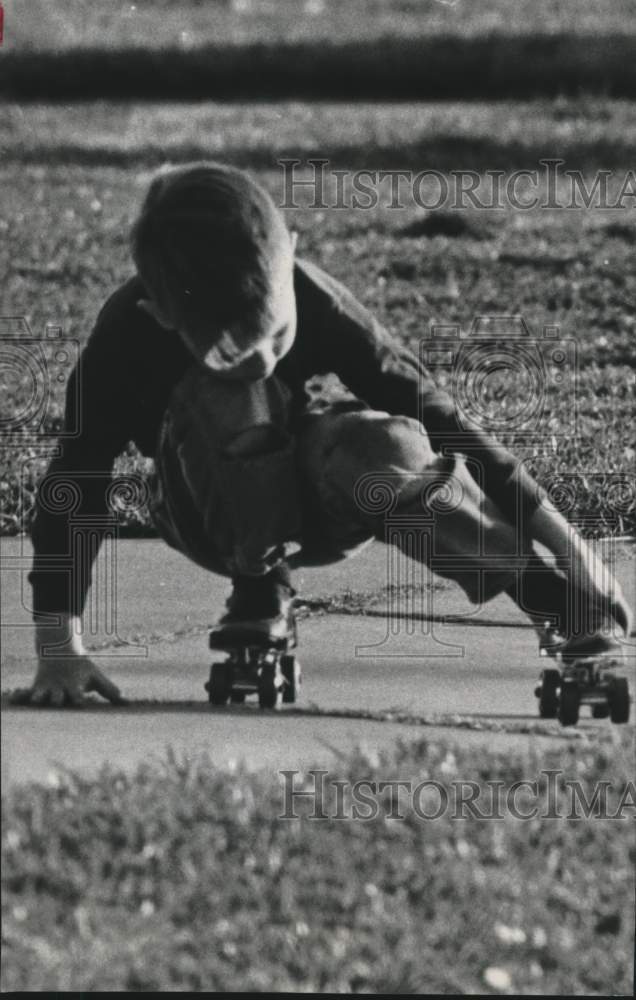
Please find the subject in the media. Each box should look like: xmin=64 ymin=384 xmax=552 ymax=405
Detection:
xmin=295 ymin=405 xmax=630 ymax=646
xmin=150 ymin=372 xmax=629 ymax=649
xmin=148 ymin=366 xmax=304 ymax=641
xmin=149 ymin=366 xmax=303 ymax=580
xmin=295 ymin=403 xmax=525 ymax=603
xmin=506 ymin=549 xmax=631 ymax=654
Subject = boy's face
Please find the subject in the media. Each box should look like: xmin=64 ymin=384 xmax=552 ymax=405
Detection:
xmin=139 ymin=235 xmax=297 ymax=382
xmin=199 ymin=251 xmax=297 ymax=381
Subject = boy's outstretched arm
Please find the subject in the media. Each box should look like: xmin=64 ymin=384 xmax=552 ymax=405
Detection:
xmin=19 ymin=299 xmax=135 ymax=706
xmin=296 ymin=258 xmax=632 ymax=634
xmin=297 ymin=258 xmax=540 ymax=527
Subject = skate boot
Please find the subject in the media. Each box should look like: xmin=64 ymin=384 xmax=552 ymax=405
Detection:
xmin=212 ymin=563 xmax=297 ymax=647
xmin=535 ymin=622 xmax=631 ymax=726
xmin=206 ymin=563 xmax=301 ymax=708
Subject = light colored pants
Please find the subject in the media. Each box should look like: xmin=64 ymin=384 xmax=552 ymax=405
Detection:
xmin=149 ymin=367 xmax=525 ymax=602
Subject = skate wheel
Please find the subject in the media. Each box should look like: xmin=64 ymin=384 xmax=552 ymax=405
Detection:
xmin=280 ymin=654 xmax=301 ymax=704
xmin=206 ymin=661 xmax=232 ymax=706
xmin=608 ymin=676 xmax=630 ymax=725
xmin=558 ymin=681 xmax=580 ymax=727
xmin=592 ymin=703 xmax=610 ymax=719
xmin=538 ymin=668 xmax=560 ymax=719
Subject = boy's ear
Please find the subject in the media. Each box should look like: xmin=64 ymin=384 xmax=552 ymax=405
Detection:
xmin=137 ymin=298 xmax=174 ymax=329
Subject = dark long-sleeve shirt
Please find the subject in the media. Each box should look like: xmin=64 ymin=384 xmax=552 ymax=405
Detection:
xmin=29 ymin=257 xmax=540 ymax=616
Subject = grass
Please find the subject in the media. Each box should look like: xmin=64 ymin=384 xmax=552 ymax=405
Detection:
xmin=2 ymin=735 xmax=634 ymax=992
xmin=4 ymin=0 xmax=635 ymax=53
xmin=4 ymin=98 xmax=636 ymax=169
xmin=1 ymin=99 xmax=634 ymax=536
xmin=4 ymin=37 xmax=636 ymax=102
xmin=2 ymin=1 xmax=635 ymax=101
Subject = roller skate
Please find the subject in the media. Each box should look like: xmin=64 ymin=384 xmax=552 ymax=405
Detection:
xmin=535 ymin=624 xmax=631 ymax=727
xmin=206 ymin=566 xmax=301 ymax=709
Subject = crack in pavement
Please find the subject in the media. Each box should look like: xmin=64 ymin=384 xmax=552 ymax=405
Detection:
xmin=83 ymin=599 xmax=538 ymax=652
xmin=1 ymin=692 xmax=612 ymax=741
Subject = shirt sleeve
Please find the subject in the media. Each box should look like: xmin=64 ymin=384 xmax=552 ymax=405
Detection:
xmin=296 ymin=257 xmax=543 ymax=526
xmin=28 ymin=293 xmax=137 ymax=619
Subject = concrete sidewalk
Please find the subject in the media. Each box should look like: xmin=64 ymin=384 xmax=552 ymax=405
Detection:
xmin=2 ymin=536 xmax=634 ymax=785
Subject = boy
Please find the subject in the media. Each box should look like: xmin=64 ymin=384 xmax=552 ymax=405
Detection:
xmin=19 ymin=162 xmax=631 ymax=707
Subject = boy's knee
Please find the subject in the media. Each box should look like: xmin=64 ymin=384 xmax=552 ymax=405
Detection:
xmin=223 ymin=423 xmax=289 ymax=458
xmin=319 ymin=411 xmax=439 ymax=515
xmin=332 ymin=412 xmax=435 ymax=473
xmin=167 ymin=369 xmax=293 ymax=455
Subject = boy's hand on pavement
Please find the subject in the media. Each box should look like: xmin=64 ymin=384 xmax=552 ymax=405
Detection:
xmin=10 ymin=656 xmax=125 ymax=707
xmin=10 ymin=613 xmax=125 ymax=707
